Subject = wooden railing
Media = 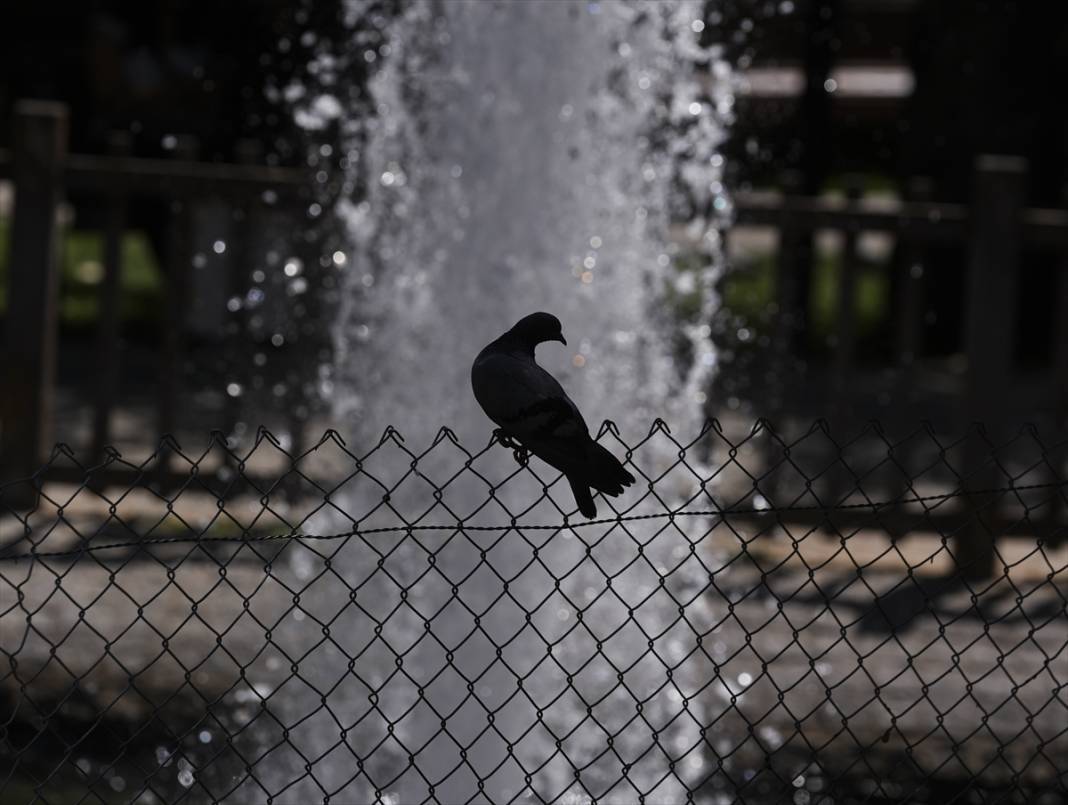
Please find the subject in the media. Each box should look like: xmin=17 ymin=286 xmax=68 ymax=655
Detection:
xmin=730 ymin=160 xmax=1068 ymax=578
xmin=2 ymin=103 xmax=1066 ymax=514
xmin=0 ymin=100 xmax=309 ymax=481
xmin=730 ymin=158 xmax=1068 ymax=424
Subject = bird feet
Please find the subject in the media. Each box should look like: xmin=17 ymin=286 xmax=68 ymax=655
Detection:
xmin=493 ymin=429 xmax=530 ymax=466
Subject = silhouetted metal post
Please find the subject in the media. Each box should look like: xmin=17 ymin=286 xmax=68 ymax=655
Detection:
xmin=960 ymin=155 xmax=1027 ymax=579
xmin=1 ymin=101 xmax=68 ymax=484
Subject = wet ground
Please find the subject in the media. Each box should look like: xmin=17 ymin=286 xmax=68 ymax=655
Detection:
xmin=2 ymin=515 xmax=1064 ymax=804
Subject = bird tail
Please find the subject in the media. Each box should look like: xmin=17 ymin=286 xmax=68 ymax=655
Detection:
xmin=585 ymin=441 xmax=636 ymax=495
xmin=568 ymin=476 xmax=597 ymax=519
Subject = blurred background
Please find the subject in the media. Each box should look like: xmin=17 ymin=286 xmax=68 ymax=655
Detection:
xmin=1 ymin=3 xmax=1066 ymax=803
xmin=1 ymin=0 xmax=1066 ymax=478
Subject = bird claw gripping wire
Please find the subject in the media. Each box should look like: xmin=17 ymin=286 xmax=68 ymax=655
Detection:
xmin=493 ymin=429 xmax=530 ymax=466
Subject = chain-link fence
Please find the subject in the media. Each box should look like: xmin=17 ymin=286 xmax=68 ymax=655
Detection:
xmin=1 ymin=421 xmax=1065 ymax=804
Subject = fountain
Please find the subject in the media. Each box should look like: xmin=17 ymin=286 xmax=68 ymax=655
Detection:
xmin=259 ymin=1 xmax=735 ymax=802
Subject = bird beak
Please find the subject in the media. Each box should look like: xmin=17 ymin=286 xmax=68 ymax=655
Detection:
xmin=557 ymin=335 xmax=567 ymax=345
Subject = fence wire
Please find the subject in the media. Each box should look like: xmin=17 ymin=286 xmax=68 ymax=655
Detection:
xmin=1 ymin=420 xmax=1065 ymax=805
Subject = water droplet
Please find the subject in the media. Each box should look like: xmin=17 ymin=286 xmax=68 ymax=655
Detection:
xmin=589 ymin=235 xmax=602 ymax=249
xmin=226 ymin=383 xmax=243 ymax=398
xmin=572 ymin=355 xmax=586 ymax=368
xmin=737 ymin=672 xmax=752 ymax=687
xmin=691 ymin=19 xmax=705 ymax=33
xmin=823 ymin=78 xmax=838 ymax=93
xmin=177 ymin=768 xmax=194 ymax=788
xmin=332 ymin=250 xmax=347 ymax=266
xmin=689 ymin=101 xmax=703 ymax=116
xmin=213 ymin=240 xmax=226 ymax=255
xmin=284 ymin=260 xmax=302 ymax=277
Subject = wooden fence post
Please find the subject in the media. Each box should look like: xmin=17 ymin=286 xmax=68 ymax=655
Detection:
xmin=761 ymin=171 xmax=806 ymax=500
xmin=157 ymin=136 xmax=198 ymax=451
xmin=1051 ymin=184 xmax=1068 ymax=529
xmin=832 ymin=177 xmax=864 ymax=409
xmin=1 ymin=101 xmax=68 ymax=484
xmin=91 ymin=131 xmax=131 ymax=460
xmin=896 ymin=177 xmax=933 ymax=372
xmin=959 ymin=155 xmax=1027 ymax=579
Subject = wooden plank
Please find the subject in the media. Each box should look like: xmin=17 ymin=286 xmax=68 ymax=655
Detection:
xmin=733 ymin=192 xmax=969 ymax=240
xmin=64 ymin=153 xmax=305 ymax=200
xmin=1020 ymin=207 xmax=1068 ymax=246
xmin=1 ymin=101 xmax=68 ymax=484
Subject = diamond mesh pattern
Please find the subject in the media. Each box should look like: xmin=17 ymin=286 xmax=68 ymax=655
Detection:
xmin=1 ymin=421 xmax=1065 ymax=804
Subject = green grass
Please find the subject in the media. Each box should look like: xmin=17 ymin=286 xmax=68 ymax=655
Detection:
xmin=0 ymin=217 xmax=164 ymax=328
xmin=720 ymin=248 xmax=890 ymax=345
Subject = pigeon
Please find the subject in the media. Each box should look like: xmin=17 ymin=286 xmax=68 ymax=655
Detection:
xmin=471 ymin=312 xmax=635 ymax=518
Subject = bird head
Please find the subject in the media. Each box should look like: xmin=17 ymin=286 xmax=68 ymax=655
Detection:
xmin=508 ymin=312 xmax=567 ymax=346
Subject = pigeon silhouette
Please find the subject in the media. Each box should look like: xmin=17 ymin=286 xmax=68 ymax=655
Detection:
xmin=471 ymin=312 xmax=635 ymax=518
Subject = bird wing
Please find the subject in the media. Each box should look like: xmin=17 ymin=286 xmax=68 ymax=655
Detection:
xmin=471 ymin=352 xmax=589 ymax=443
